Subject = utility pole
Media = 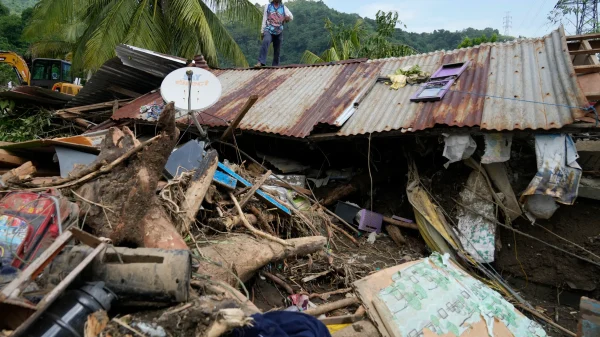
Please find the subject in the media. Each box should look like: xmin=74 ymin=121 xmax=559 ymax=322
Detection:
xmin=554 ymin=0 xmax=599 ymax=34
xmin=503 ymin=12 xmax=512 ymax=36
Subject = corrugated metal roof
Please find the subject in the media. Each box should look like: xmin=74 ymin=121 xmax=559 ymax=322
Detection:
xmin=115 ymin=44 xmax=188 ymax=78
xmin=112 ymin=91 xmax=163 ymax=120
xmin=199 ymin=60 xmax=379 ymax=137
xmin=111 ymin=59 xmax=379 ymax=138
xmin=67 ymin=57 xmax=164 ymax=107
xmin=68 ymin=45 xmax=187 ymax=108
xmin=107 ymin=27 xmax=587 ymax=137
xmin=337 ymin=27 xmax=587 ymax=136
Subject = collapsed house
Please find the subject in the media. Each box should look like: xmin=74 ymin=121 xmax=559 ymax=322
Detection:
xmin=1 ymin=27 xmax=600 ymax=337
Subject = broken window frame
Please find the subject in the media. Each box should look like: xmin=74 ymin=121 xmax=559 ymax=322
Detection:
xmin=410 ymin=61 xmax=470 ymax=102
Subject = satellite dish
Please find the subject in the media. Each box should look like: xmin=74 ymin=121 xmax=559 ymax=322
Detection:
xmin=160 ymin=67 xmax=222 ymax=119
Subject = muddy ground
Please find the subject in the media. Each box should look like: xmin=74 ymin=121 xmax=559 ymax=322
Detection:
xmin=496 ymin=197 xmax=600 ymax=334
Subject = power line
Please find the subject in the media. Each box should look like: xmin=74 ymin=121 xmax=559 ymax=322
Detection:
xmin=526 ymin=0 xmax=550 ymax=36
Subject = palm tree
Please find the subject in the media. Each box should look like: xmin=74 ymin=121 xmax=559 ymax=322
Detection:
xmin=24 ymin=0 xmax=261 ymax=70
xmin=301 ymin=11 xmax=416 ymax=64
xmin=300 ymin=18 xmax=364 ymax=64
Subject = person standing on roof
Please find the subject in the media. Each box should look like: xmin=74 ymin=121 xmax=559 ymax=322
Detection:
xmin=256 ymin=0 xmax=293 ymax=67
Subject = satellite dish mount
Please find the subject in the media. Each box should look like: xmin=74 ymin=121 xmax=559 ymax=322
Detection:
xmin=160 ymin=67 xmax=223 ymax=140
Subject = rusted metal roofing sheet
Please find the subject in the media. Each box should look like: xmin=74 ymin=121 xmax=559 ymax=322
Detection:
xmin=113 ymin=91 xmax=162 ymax=120
xmin=108 ymin=28 xmax=587 ymax=137
xmin=112 ymin=59 xmax=379 ymax=137
xmin=199 ymin=60 xmax=379 ymax=137
xmin=337 ymin=27 xmax=588 ymax=136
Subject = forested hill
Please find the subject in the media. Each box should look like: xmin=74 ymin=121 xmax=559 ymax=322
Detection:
xmin=1 ymin=0 xmax=35 ymax=14
xmin=225 ymin=0 xmax=507 ymax=66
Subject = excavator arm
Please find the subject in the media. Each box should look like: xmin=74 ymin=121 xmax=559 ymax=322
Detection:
xmin=0 ymin=51 xmax=30 ymax=85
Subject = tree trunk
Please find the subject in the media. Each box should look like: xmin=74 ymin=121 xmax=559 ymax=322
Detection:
xmin=196 ymin=234 xmax=326 ymax=286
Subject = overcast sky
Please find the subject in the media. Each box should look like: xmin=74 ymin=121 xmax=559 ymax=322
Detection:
xmin=256 ymin=0 xmax=565 ymax=38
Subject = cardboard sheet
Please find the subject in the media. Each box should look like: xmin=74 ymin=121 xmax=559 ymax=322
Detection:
xmin=354 ymin=254 xmax=547 ymax=337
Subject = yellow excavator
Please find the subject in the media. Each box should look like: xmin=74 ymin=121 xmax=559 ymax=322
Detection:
xmin=0 ymin=51 xmax=82 ymax=95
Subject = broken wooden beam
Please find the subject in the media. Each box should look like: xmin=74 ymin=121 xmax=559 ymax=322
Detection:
xmin=0 ymin=149 xmax=28 ymax=167
xmin=239 ymin=170 xmax=271 ymax=209
xmin=1 ymin=161 xmax=36 ymax=186
xmin=218 ymin=162 xmax=291 ymax=215
xmin=181 ymin=150 xmax=218 ymax=233
xmin=303 ymin=297 xmax=359 ymax=316
xmin=208 ymin=213 xmax=259 ymax=230
xmin=382 ymin=216 xmax=418 ymax=230
xmin=321 ymin=184 xmax=357 ymax=206
xmin=221 ymin=95 xmax=258 ymax=141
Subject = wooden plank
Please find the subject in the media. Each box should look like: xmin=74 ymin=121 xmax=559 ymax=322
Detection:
xmin=217 ymin=162 xmax=291 ymax=215
xmin=575 ymin=65 xmax=600 ymax=74
xmin=0 ymin=149 xmax=28 ymax=166
xmin=10 ymin=242 xmax=107 ymax=337
xmin=581 ymin=40 xmax=600 ymax=66
xmin=570 ymin=48 xmax=600 ymax=55
xmin=1 ymin=230 xmax=73 ymax=299
xmin=567 ymin=33 xmax=600 ymax=41
xmin=221 ymin=95 xmax=258 ymax=140
xmin=239 ymin=170 xmax=271 ymax=209
xmin=212 ymin=170 xmax=237 ymax=190
xmin=585 ymin=93 xmax=600 ymax=101
xmin=70 ymin=227 xmax=103 ymax=248
xmin=382 ymin=216 xmax=419 ymax=230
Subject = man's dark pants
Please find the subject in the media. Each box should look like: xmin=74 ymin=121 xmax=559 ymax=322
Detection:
xmin=258 ymin=31 xmax=283 ymax=66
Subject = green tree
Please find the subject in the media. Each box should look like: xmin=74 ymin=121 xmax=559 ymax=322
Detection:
xmin=457 ymin=33 xmax=498 ymax=48
xmin=301 ymin=10 xmax=416 ymax=63
xmin=24 ymin=0 xmax=262 ymax=70
xmin=0 ymin=2 xmax=32 ymax=87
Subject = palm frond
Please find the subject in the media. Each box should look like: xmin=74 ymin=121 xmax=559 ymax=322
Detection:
xmin=23 ymin=0 xmax=86 ymax=40
xmin=209 ymin=0 xmax=261 ymax=30
xmin=320 ymin=47 xmax=340 ymax=62
xmin=300 ymin=50 xmax=324 ymax=64
xmin=199 ymin=0 xmax=248 ymax=67
xmin=84 ymin=0 xmax=137 ymax=69
xmin=28 ymin=41 xmax=73 ymax=59
xmin=124 ymin=0 xmax=168 ymax=54
xmin=168 ymin=0 xmax=216 ymax=63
